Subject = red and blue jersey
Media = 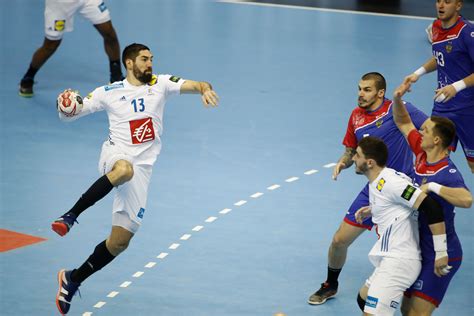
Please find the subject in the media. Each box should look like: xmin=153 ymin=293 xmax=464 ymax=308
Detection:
xmin=407 ymin=129 xmax=468 ymax=262
xmin=432 ymin=16 xmax=474 ymax=114
xmin=343 ymin=98 xmax=428 ymax=175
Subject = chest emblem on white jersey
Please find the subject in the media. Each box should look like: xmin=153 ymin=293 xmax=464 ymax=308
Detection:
xmin=376 ymin=178 xmax=385 ymax=192
xmin=129 ymin=117 xmax=155 ymax=144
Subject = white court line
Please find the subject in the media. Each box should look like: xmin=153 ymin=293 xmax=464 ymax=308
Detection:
xmin=84 ymin=164 xmax=325 ymax=313
xmin=304 ymin=169 xmax=318 ymax=175
xmin=132 ymin=271 xmax=144 ymax=278
xmin=219 ymin=208 xmax=232 ymax=214
xmin=157 ymin=252 xmax=169 ymax=259
xmin=145 ymin=262 xmax=156 ymax=268
xmin=180 ymin=234 xmax=192 ymax=240
xmin=234 ymin=200 xmax=247 ymax=206
xmin=324 ymin=163 xmax=337 ymax=168
xmin=192 ymin=225 xmax=204 ymax=231
xmin=94 ymin=301 xmax=106 ymax=308
xmin=107 ymin=291 xmax=119 ymax=298
xmin=267 ymin=184 xmax=280 ymax=190
xmin=285 ymin=176 xmax=299 ymax=183
xmin=169 ymin=243 xmax=180 ymax=250
xmin=205 ymin=216 xmax=218 ymax=223
xmin=217 ymin=0 xmax=434 ymax=21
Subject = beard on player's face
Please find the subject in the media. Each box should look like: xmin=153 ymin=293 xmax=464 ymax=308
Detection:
xmin=133 ymin=64 xmax=153 ymax=84
xmin=355 ymin=161 xmax=369 ymax=175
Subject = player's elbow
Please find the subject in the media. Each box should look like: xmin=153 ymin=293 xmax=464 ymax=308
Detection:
xmin=460 ymin=194 xmax=473 ymax=208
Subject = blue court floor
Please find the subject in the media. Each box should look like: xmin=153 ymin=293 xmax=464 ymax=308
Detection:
xmin=1 ymin=0 xmax=473 ymax=315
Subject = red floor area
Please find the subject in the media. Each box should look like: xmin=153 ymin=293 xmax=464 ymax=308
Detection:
xmin=0 ymin=229 xmax=47 ymax=252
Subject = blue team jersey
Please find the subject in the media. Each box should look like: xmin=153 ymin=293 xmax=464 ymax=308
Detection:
xmin=432 ymin=16 xmax=474 ymax=114
xmin=408 ymin=129 xmax=468 ymax=261
xmin=343 ymin=98 xmax=428 ymax=175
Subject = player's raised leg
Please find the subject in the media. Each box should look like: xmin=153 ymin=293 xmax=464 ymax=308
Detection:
xmin=51 ymin=159 xmax=133 ymax=236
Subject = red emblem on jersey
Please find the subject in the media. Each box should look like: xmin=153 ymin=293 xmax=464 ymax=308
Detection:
xmin=129 ymin=117 xmax=155 ymax=144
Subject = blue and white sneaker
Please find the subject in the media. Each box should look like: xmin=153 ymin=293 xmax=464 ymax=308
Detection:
xmin=51 ymin=213 xmax=78 ymax=236
xmin=56 ymin=269 xmax=80 ymax=315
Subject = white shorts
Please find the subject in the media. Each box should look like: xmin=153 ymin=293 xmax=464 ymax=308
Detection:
xmin=99 ymin=141 xmax=153 ymax=234
xmin=45 ymin=0 xmax=111 ymax=40
xmin=364 ymin=257 xmax=421 ymax=315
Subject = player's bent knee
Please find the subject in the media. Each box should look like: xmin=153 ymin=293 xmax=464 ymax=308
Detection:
xmin=108 ymin=239 xmax=130 ymax=256
xmin=111 ymin=160 xmax=134 ymax=184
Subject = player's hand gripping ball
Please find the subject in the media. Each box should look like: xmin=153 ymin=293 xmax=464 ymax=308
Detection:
xmin=57 ymin=89 xmax=83 ymax=117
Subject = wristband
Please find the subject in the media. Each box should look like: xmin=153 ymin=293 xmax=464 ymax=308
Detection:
xmin=433 ymin=234 xmax=447 ymax=252
xmin=428 ymin=182 xmax=442 ymax=195
xmin=452 ymin=80 xmax=467 ymax=93
xmin=414 ymin=67 xmax=427 ymax=77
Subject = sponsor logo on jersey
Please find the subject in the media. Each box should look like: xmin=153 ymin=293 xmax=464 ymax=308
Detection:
xmin=169 ymin=76 xmax=181 ymax=83
xmin=376 ymin=119 xmax=383 ymax=128
xmin=376 ymin=178 xmax=385 ymax=192
xmin=421 ymin=177 xmax=427 ymax=185
xmin=98 ymin=2 xmax=107 ymax=12
xmin=148 ymin=75 xmax=158 ymax=86
xmin=446 ymin=42 xmax=453 ymax=53
xmin=471 ymin=32 xmax=474 ymax=37
xmin=366 ymin=296 xmax=378 ymax=308
xmin=401 ymin=185 xmax=416 ymax=201
xmin=413 ymin=279 xmax=423 ymax=290
xmin=390 ymin=301 xmax=399 ymax=309
xmin=104 ymin=82 xmax=124 ymax=91
xmin=86 ymin=92 xmax=93 ymax=100
xmin=129 ymin=117 xmax=155 ymax=144
xmin=54 ymin=20 xmax=65 ymax=31
xmin=120 ymin=96 xmax=126 ymax=101
xmin=449 ymin=168 xmax=457 ymax=174
xmin=137 ymin=208 xmax=145 ymax=219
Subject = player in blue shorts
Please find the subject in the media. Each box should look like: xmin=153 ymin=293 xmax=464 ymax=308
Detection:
xmin=392 ymin=82 xmax=472 ymax=315
xmin=402 ymin=0 xmax=474 ymax=173
xmin=307 ymin=72 xmax=428 ymax=305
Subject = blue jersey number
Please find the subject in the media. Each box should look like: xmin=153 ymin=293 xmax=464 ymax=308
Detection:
xmin=131 ymin=98 xmax=145 ymax=112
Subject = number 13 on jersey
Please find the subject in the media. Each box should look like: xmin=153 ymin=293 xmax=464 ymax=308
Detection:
xmin=131 ymin=98 xmax=145 ymax=112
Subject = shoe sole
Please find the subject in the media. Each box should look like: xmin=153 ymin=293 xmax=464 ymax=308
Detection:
xmin=307 ymin=293 xmax=337 ymax=305
xmin=18 ymin=91 xmax=33 ymax=98
xmin=56 ymin=269 xmax=67 ymax=315
xmin=51 ymin=222 xmax=68 ymax=236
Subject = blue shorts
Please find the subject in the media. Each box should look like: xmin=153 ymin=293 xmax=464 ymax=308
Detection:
xmin=431 ymin=110 xmax=474 ymax=162
xmin=343 ymin=184 xmax=373 ymax=230
xmin=404 ymin=258 xmax=462 ymax=307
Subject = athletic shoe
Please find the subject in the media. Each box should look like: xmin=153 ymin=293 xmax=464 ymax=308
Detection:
xmin=308 ymin=282 xmax=338 ymax=305
xmin=56 ymin=269 xmax=80 ymax=315
xmin=19 ymin=78 xmax=34 ymax=97
xmin=51 ymin=213 xmax=78 ymax=236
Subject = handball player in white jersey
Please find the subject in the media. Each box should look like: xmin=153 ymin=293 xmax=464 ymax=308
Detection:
xmin=352 ymin=137 xmax=450 ymax=316
xmin=52 ymin=43 xmax=219 ymax=315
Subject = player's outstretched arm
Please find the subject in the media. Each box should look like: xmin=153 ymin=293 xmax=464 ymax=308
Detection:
xmin=180 ymin=80 xmax=219 ymax=107
xmin=332 ymin=147 xmax=355 ymax=180
xmin=413 ymin=192 xmax=450 ymax=277
xmin=420 ymin=183 xmax=473 ymax=209
xmin=402 ymin=57 xmax=437 ymax=86
xmin=392 ymin=84 xmax=416 ymax=138
xmin=434 ymin=73 xmax=474 ymax=103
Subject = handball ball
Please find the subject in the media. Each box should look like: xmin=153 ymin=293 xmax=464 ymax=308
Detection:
xmin=57 ymin=90 xmax=83 ymax=117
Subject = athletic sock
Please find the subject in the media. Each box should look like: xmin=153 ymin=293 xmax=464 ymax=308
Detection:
xmin=66 ymin=175 xmax=114 ymax=218
xmin=70 ymin=240 xmax=116 ymax=284
xmin=326 ymin=266 xmax=341 ymax=286
xmin=23 ymin=64 xmax=39 ymax=81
